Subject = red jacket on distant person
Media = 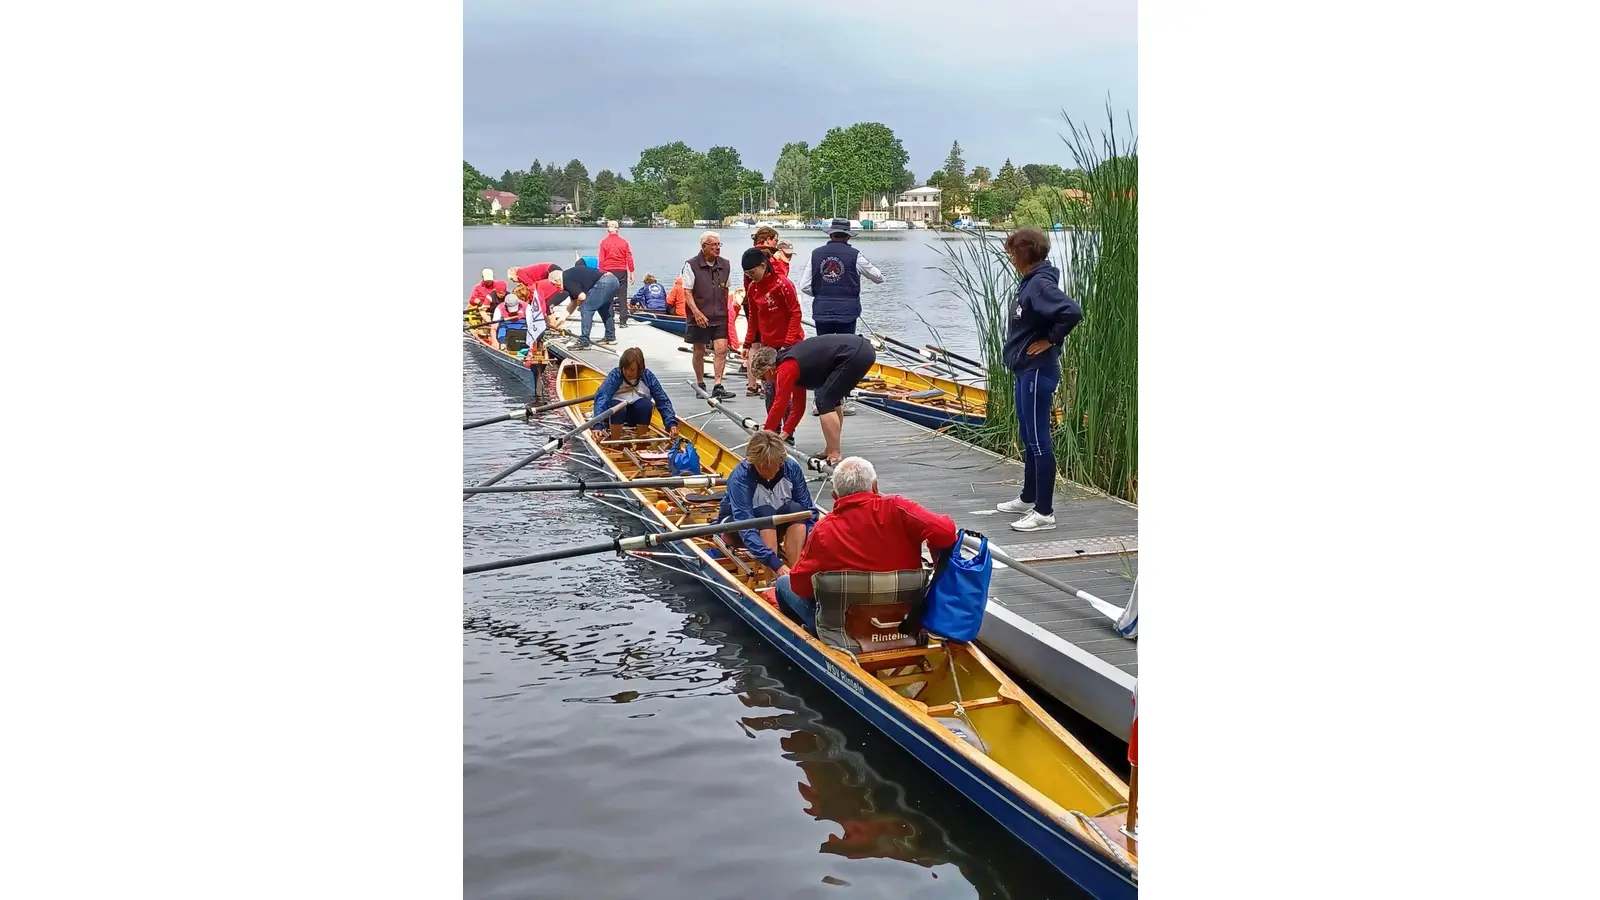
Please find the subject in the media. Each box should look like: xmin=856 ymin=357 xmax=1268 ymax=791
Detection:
xmin=513 ymin=263 xmax=556 ymax=289
xmin=743 ymin=270 xmax=804 ymax=349
xmin=467 ymin=281 xmax=496 ymax=307
xmin=788 ymin=492 xmax=958 ymax=599
xmin=598 ymin=234 xmax=635 ymax=274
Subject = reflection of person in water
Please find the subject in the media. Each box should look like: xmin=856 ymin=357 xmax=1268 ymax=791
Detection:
xmin=783 ymin=730 xmax=925 ymax=862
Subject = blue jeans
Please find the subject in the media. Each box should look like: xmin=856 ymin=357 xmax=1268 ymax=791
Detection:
xmin=1014 ymin=364 xmax=1060 ymax=516
xmin=773 ymin=574 xmax=815 ymax=632
xmin=814 ymin=319 xmax=857 ymax=335
xmin=578 ymin=273 xmax=621 ymax=342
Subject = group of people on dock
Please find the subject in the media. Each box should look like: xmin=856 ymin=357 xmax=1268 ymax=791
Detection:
xmin=467 ymin=220 xmax=1083 ymax=532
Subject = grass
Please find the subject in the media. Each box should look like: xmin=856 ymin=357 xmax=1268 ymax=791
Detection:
xmin=931 ymin=104 xmax=1138 ymax=503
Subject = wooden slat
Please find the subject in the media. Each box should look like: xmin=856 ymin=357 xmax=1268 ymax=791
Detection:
xmin=923 ymin=695 xmax=1011 ymax=717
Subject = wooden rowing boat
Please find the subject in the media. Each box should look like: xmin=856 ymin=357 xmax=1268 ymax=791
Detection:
xmin=854 ymin=360 xmax=989 ymax=430
xmin=463 ymin=328 xmax=546 ymax=393
xmin=549 ymin=352 xmax=1138 ymax=898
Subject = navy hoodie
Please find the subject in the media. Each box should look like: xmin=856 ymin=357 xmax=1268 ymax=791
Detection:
xmin=1002 ymin=263 xmax=1082 ymax=373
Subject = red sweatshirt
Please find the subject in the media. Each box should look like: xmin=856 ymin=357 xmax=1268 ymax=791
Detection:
xmin=789 ymin=492 xmax=958 ymax=599
xmin=598 ymin=234 xmax=635 ymax=273
xmin=744 ymin=270 xmax=804 ymax=349
xmin=513 ymin=263 xmax=555 ymax=289
xmin=467 ymin=281 xmax=495 ymax=306
xmin=764 ymin=359 xmax=805 ymax=435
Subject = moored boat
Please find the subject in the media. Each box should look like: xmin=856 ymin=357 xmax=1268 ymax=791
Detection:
xmin=541 ymin=353 xmax=1139 ymax=898
xmin=854 ymin=361 xmax=989 ymax=431
xmin=627 ymin=310 xmax=689 ymax=336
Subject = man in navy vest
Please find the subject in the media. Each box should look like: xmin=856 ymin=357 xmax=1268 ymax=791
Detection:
xmin=796 ymin=218 xmax=885 ymax=414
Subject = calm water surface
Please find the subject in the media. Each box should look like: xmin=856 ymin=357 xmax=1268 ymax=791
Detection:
xmin=463 ymin=227 xmax=1105 ymax=900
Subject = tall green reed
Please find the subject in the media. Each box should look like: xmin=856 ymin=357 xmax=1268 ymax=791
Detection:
xmin=931 ymin=104 xmax=1138 ymax=502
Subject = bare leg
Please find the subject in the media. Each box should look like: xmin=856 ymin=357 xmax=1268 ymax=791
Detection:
xmin=782 ymin=524 xmax=806 ymax=567
xmin=692 ymin=342 xmax=707 ymax=385
xmin=713 ymin=338 xmax=728 ymax=384
xmin=759 ymin=527 xmax=781 ymax=564
xmin=818 ymin=410 xmax=844 ymax=464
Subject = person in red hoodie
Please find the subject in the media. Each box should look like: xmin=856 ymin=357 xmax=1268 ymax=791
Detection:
xmin=508 ymin=262 xmax=559 ymax=292
xmin=773 ymin=456 xmax=958 ymax=633
xmin=740 ymin=247 xmax=804 ymax=415
xmin=466 ymin=267 xmax=497 ymax=307
xmin=598 ymin=221 xmax=636 ymax=331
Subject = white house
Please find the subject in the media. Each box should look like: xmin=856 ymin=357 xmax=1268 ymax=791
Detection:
xmin=480 ymin=190 xmax=518 ymax=216
xmin=894 ymin=186 xmax=942 ymax=223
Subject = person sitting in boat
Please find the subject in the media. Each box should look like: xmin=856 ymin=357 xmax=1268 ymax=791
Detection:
xmin=491 ymin=285 xmax=533 ymax=352
xmin=467 ymin=267 xmax=497 ymax=308
xmin=718 ymin=430 xmax=818 ymax=578
xmin=740 ymin=246 xmax=805 ymax=404
xmin=749 ymin=333 xmax=877 ymax=462
xmin=628 ymin=274 xmax=669 ymax=312
xmin=590 ymin=347 xmax=678 ymax=441
xmin=773 ymin=456 xmax=957 ymax=634
xmin=666 ymin=276 xmax=690 ymax=317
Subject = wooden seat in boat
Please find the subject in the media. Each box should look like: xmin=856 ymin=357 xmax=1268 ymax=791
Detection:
xmin=813 ymin=569 xmax=926 ymax=653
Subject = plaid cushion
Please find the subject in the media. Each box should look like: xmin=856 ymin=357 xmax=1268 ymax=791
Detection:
xmin=812 ymin=569 xmax=926 ymax=652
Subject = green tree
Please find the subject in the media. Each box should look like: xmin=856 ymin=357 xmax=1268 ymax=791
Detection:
xmin=680 ymin=145 xmax=742 ymax=219
xmin=773 ymin=141 xmax=810 ymax=214
xmin=993 ymin=158 xmax=1031 ymax=214
xmin=970 ymin=165 xmax=992 ymax=186
xmin=1012 ymin=196 xmax=1052 ymax=230
xmin=731 ymin=167 xmax=766 ymax=214
xmin=563 ymin=159 xmax=591 ymax=211
xmin=592 ymin=170 xmax=621 ymax=217
xmin=632 ymin=141 xmax=698 ymax=204
xmin=894 ymin=166 xmax=916 ymax=193
xmin=971 ymin=188 xmax=1004 ymax=221
xmin=495 ymin=169 xmax=522 ymax=192
xmin=810 ymin=122 xmax=909 ymax=218
xmin=464 ymin=161 xmax=490 ymax=220
xmin=510 ymin=171 xmax=549 ymax=224
xmin=926 ymin=170 xmax=946 ymax=189
xmin=663 ymin=202 xmax=694 ymax=227
xmin=939 ymin=141 xmax=969 ymax=220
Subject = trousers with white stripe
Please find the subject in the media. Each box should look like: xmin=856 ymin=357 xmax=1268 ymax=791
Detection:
xmin=1014 ymin=364 xmax=1060 ymax=516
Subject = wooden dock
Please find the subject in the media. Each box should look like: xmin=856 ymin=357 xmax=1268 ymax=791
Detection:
xmin=497 ymin=315 xmax=1138 ymax=740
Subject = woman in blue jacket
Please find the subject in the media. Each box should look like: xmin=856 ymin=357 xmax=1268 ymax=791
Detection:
xmin=717 ymin=430 xmax=818 ymax=576
xmin=994 ymin=228 xmax=1083 ymax=533
xmin=592 ymin=347 xmax=678 ymax=441
xmin=628 ymin=274 xmax=669 ymax=311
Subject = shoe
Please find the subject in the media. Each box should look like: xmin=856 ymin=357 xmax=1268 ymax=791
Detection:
xmin=746 ymin=384 xmax=763 ymax=396
xmin=1010 ymin=511 xmax=1056 ymax=533
xmin=996 ymin=498 xmax=1033 ymax=514
xmin=598 ymin=337 xmax=617 ymax=346
xmin=842 ymin=397 xmax=858 ymax=416
xmin=712 ymin=384 xmax=736 ymax=400
xmin=573 ymin=340 xmax=593 ymax=350
xmin=784 ymin=433 xmax=796 ymax=446
xmin=696 ymin=382 xmax=709 ymax=396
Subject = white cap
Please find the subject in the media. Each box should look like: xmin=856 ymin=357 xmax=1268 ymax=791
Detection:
xmin=481 ymin=268 xmax=494 ymax=281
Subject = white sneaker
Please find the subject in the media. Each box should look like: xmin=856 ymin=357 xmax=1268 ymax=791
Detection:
xmin=996 ymin=498 xmax=1033 ymax=514
xmin=842 ymin=397 xmax=858 ymax=416
xmin=1010 ymin=511 xmax=1056 ymax=532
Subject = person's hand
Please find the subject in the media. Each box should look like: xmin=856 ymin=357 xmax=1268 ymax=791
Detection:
xmin=693 ymin=310 xmax=709 ymax=327
xmin=776 ymin=564 xmax=791 ymax=577
xmin=667 ymin=424 xmax=679 ymax=437
xmin=1025 ymin=339 xmax=1051 ymax=356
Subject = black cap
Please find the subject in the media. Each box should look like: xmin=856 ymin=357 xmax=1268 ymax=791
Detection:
xmin=740 ymin=247 xmax=769 ymax=271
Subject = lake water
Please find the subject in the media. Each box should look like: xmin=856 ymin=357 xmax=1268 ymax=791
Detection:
xmin=463 ymin=226 xmax=1110 ymax=900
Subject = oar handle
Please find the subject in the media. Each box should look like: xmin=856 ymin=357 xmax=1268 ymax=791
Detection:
xmin=463 ymin=510 xmax=811 ymax=574
xmin=462 ymin=393 xmax=597 ymax=431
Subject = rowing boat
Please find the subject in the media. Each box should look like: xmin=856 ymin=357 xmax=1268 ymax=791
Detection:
xmin=854 ymin=360 xmax=989 ymax=430
xmin=463 ymin=328 xmax=545 ymax=394
xmin=628 ymin=309 xmax=688 ymax=335
xmin=547 ymin=352 xmax=1138 ymax=898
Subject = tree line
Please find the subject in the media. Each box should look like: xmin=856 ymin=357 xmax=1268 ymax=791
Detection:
xmin=464 ymin=123 xmax=1096 ymax=226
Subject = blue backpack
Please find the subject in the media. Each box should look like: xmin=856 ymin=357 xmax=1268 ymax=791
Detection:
xmin=922 ymin=530 xmax=992 ymax=642
xmin=667 ymin=438 xmax=702 ymax=476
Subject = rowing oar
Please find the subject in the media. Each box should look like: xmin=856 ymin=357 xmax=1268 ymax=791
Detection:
xmin=463 ymin=475 xmax=726 ymax=495
xmin=688 ymin=381 xmax=830 ymax=474
xmin=797 ymin=317 xmax=978 ymax=383
xmin=464 ymin=511 xmax=811 ymax=574
xmin=871 ymin=333 xmax=988 ymax=381
xmin=466 ymin=401 xmax=626 ymax=497
xmin=463 ymin=393 xmax=596 ymax=431
xmin=685 ymin=382 xmax=1128 ymax=627
xmin=925 ymin=344 xmax=984 ymax=369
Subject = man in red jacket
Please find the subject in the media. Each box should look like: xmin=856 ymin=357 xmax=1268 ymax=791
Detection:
xmin=774 ymin=456 xmax=958 ymax=632
xmin=598 ymin=221 xmax=636 ymax=331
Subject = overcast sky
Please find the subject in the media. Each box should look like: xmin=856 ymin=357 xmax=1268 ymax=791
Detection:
xmin=464 ymin=0 xmax=1136 ymax=184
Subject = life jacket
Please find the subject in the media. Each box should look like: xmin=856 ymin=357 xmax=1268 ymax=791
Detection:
xmin=496 ymin=299 xmax=528 ymax=326
xmin=810 ymin=240 xmax=862 ymax=323
xmin=667 ymin=279 xmax=689 ymax=316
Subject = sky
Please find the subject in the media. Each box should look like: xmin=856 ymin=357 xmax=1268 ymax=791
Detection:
xmin=464 ymin=0 xmax=1136 ymax=185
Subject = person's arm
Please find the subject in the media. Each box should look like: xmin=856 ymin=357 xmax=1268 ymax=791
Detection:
xmin=630 ymin=284 xmax=648 ymax=305
xmin=794 ymin=259 xmax=813 ymax=296
xmin=590 ymin=370 xmax=620 ymax=433
xmin=857 ymin=254 xmax=885 ymax=284
xmin=779 ymin=281 xmax=804 ymax=344
xmin=679 ymin=262 xmax=705 ymax=322
xmin=745 ymin=291 xmax=762 ymax=347
xmin=781 ymin=381 xmax=806 ymax=435
xmin=1037 ymin=278 xmax=1084 ymax=344
xmin=645 ymin=371 xmax=677 ymax=431
xmin=728 ymin=466 xmax=783 ymax=571
xmin=763 ymin=360 xmax=796 ymax=431
xmin=895 ymin=496 xmax=958 ymax=551
xmin=625 ymin=243 xmax=635 ymax=277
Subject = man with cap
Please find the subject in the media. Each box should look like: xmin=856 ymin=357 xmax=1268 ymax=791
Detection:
xmin=795 ymin=218 xmax=885 ymax=414
xmin=467 ymin=268 xmax=497 ymax=307
xmin=598 ymin=221 xmax=636 ymax=331
xmin=678 ymin=231 xmax=735 ymax=399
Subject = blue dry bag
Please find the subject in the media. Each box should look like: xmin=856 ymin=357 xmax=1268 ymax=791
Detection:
xmin=667 ymin=438 xmax=702 ymax=476
xmin=922 ymin=530 xmax=992 ymax=643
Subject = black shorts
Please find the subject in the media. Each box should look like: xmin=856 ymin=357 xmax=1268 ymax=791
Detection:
xmin=813 ymin=339 xmax=877 ymax=415
xmin=685 ymin=320 xmax=729 ymax=344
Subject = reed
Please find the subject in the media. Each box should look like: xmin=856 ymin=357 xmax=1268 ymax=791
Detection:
xmin=931 ymin=104 xmax=1138 ymax=502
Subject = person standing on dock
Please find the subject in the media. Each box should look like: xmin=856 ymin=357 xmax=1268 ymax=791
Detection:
xmin=548 ymin=259 xmax=621 ymax=348
xmin=678 ymin=231 xmax=735 ymax=399
xmin=740 ymin=247 xmax=804 ymax=417
xmin=994 ymin=227 xmax=1083 ymax=534
xmin=796 ymin=219 xmax=884 ymax=416
xmin=590 ymin=347 xmax=678 ymax=442
xmin=750 ymin=333 xmax=877 ymax=463
xmin=598 ymin=221 xmax=636 ymax=331
xmin=773 ymin=456 xmax=957 ymax=633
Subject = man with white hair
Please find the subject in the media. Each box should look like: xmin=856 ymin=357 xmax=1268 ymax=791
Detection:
xmin=678 ymin=231 xmax=735 ymax=399
xmin=598 ymin=220 xmax=635 ymax=331
xmin=772 ymin=456 xmax=958 ymax=632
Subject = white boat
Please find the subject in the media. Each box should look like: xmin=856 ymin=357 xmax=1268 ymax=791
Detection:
xmin=620 ymin=218 xmax=635 ymax=227
xmin=911 ymin=220 xmax=930 ymax=229
xmin=879 ymin=219 xmax=910 ymax=230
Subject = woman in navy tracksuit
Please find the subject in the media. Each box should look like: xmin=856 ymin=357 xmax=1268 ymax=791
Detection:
xmin=995 ymin=228 xmax=1083 ymax=533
